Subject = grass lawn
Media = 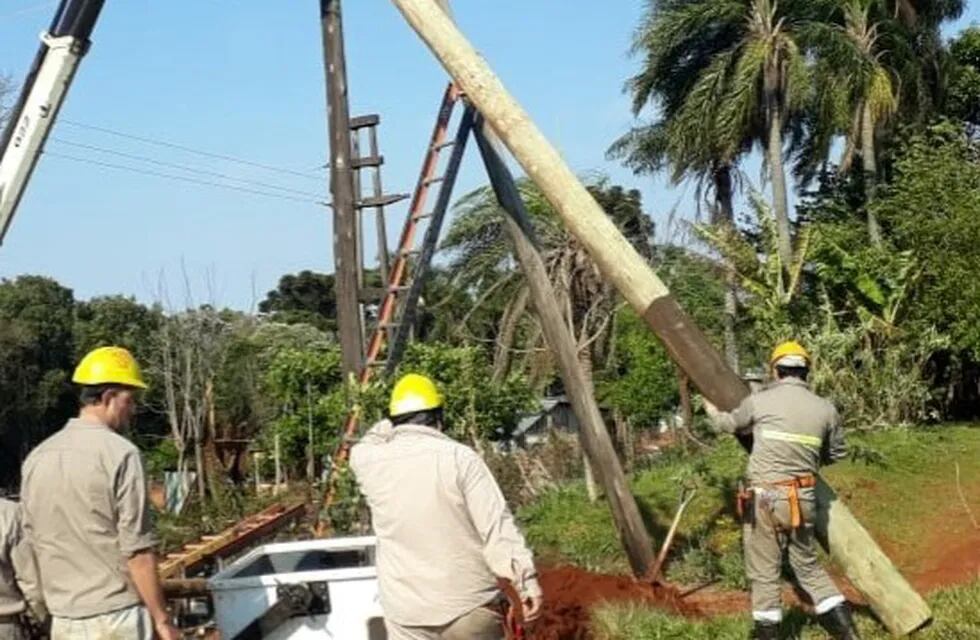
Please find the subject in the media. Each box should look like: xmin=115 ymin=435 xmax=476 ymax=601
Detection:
xmin=591 ymin=578 xmax=980 ymax=639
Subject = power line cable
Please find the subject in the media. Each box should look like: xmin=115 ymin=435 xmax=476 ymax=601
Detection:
xmin=0 ymin=1 xmax=56 ymax=21
xmin=60 ymin=119 xmax=325 ymax=182
xmin=50 ymin=137 xmax=327 ymax=199
xmin=44 ymin=151 xmax=330 ymax=206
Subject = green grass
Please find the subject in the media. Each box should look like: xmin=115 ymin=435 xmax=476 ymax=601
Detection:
xmin=591 ymin=578 xmax=980 ymax=639
xmin=518 ymin=423 xmax=980 ymax=612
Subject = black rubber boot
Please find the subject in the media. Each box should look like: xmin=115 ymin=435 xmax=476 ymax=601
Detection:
xmin=817 ymin=604 xmax=862 ymax=639
xmin=751 ymin=621 xmax=780 ymax=640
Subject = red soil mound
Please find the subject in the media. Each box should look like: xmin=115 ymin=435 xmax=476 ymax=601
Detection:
xmin=527 ymin=566 xmax=690 ymax=640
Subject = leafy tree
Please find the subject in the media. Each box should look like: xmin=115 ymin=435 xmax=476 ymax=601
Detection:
xmin=616 ymin=0 xmax=815 ymax=368
xmin=73 ymin=295 xmax=167 ymax=438
xmin=869 ymin=122 xmax=980 ymax=357
xmin=599 ymin=243 xmax=729 ymax=426
xmin=259 ymin=270 xmax=337 ymax=332
xmin=396 ymin=342 xmax=536 ymax=444
xmin=74 ymin=295 xmax=163 ymax=363
xmin=263 ymin=346 xmax=345 ymax=479
xmin=0 ymin=276 xmax=76 ymax=489
xmin=946 ymin=27 xmax=980 ymax=133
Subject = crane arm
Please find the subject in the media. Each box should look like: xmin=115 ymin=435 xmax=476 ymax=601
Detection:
xmin=0 ymin=0 xmax=106 ymax=245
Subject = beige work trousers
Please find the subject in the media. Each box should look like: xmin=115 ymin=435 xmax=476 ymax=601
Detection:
xmin=51 ymin=605 xmax=153 ymax=640
xmin=384 ymin=604 xmax=504 ymax=640
xmin=0 ymin=620 xmax=27 ymax=640
xmin=743 ymin=487 xmax=841 ymax=615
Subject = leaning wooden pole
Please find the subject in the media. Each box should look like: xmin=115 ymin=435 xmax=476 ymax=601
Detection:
xmin=475 ymin=122 xmax=656 ymax=578
xmin=387 ymin=1 xmax=930 ymax=634
xmin=432 ymin=0 xmax=655 ymax=578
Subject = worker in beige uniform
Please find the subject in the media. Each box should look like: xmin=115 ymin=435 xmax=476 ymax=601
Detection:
xmin=0 ymin=497 xmax=45 ymax=640
xmin=20 ymin=347 xmax=180 ymax=640
xmin=705 ymin=341 xmax=860 ymax=640
xmin=351 ymin=374 xmax=544 ymax=640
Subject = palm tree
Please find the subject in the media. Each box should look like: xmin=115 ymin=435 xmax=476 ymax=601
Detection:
xmin=801 ymin=0 xmax=898 ymax=244
xmin=614 ymin=1 xmax=751 ymax=372
xmin=613 ymin=0 xmax=810 ymax=366
xmin=793 ymin=0 xmax=962 ymax=241
xmin=440 ymin=179 xmax=653 ymax=386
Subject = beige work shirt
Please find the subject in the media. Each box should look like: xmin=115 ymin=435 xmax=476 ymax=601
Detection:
xmin=0 ymin=499 xmax=44 ymax=618
xmin=711 ymin=377 xmax=847 ymax=485
xmin=350 ymin=420 xmax=541 ymax=627
xmin=20 ymin=418 xmax=159 ymax=618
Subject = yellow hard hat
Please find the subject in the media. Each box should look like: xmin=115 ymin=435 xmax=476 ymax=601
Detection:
xmin=769 ymin=340 xmax=811 ymax=367
xmin=73 ymin=346 xmax=148 ymax=389
xmin=389 ymin=373 xmax=443 ymax=417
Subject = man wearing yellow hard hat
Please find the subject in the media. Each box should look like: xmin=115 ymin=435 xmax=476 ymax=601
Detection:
xmin=350 ymin=373 xmax=543 ymax=640
xmin=705 ymin=342 xmax=858 ymax=640
xmin=20 ymin=347 xmax=179 ymax=640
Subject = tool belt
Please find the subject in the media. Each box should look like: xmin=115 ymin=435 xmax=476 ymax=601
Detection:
xmin=738 ymin=474 xmax=817 ymax=529
xmin=768 ymin=474 xmax=817 ymax=529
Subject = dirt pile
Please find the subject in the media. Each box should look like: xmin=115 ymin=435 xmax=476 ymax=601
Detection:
xmin=527 ymin=566 xmax=690 ymax=640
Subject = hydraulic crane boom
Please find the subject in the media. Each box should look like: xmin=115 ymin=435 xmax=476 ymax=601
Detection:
xmin=0 ymin=0 xmax=106 ymax=245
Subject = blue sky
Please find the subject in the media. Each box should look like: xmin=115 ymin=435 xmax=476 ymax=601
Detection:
xmin=1 ymin=1 xmax=977 ymax=310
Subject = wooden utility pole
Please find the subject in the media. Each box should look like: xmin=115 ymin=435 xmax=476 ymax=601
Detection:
xmin=430 ymin=0 xmax=654 ymax=578
xmin=388 ymin=1 xmax=931 ymax=633
xmin=475 ymin=122 xmax=655 ymax=578
xmin=320 ymin=0 xmax=363 ymax=376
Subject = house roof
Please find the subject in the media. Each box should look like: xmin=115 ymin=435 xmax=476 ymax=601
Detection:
xmin=513 ymin=395 xmax=570 ymax=437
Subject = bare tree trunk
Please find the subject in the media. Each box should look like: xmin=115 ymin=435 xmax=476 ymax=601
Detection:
xmin=613 ymin=409 xmax=633 ymax=471
xmin=713 ymin=163 xmax=740 ymax=373
xmin=861 ymin=101 xmax=882 ymax=245
xmin=765 ymin=73 xmax=793 ymax=272
xmin=306 ymin=382 xmax=315 ymax=484
xmin=577 ymin=347 xmax=600 ymax=503
xmin=204 ymin=380 xmax=222 ymax=500
xmin=677 ymin=368 xmax=693 ymax=433
xmin=493 ymin=285 xmax=530 ymax=383
xmin=274 ymin=431 xmax=283 ymax=496
xmin=194 ymin=432 xmax=206 ymax=503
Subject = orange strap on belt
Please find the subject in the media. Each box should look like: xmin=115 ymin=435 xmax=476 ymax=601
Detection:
xmin=772 ymin=475 xmax=816 ymax=528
